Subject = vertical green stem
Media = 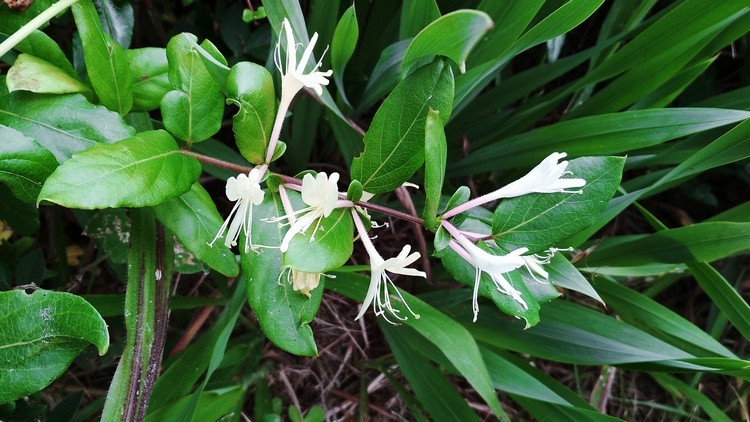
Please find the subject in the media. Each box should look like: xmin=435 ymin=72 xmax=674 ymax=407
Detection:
xmin=102 ymin=208 xmax=173 ymax=421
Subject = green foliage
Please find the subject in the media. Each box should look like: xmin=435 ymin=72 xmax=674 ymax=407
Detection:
xmin=0 ymin=289 xmax=109 ymax=403
xmin=351 ymin=61 xmax=454 ymax=193
xmin=38 ymin=130 xmax=201 ymax=208
xmin=1 ymin=0 xmax=749 ymax=419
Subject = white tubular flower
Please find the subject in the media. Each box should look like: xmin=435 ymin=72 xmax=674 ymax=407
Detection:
xmin=274 ymin=17 xmax=332 ymax=98
xmin=209 ymin=169 xmax=265 ymax=253
xmin=353 ymin=210 xmax=424 ymax=323
xmin=492 ymin=152 xmax=586 ymax=199
xmin=290 ymin=269 xmax=322 ymax=298
xmin=451 ymin=231 xmax=529 ymax=322
xmin=279 ymin=172 xmax=340 ymax=252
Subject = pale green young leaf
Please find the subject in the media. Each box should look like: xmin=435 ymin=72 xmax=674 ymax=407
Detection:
xmin=351 ymin=61 xmax=454 ymax=193
xmin=0 ymin=125 xmax=57 ymax=203
xmin=71 ymin=0 xmax=133 ymax=115
xmin=402 ymin=10 xmax=493 ymax=75
xmin=153 ymin=183 xmax=239 ymax=277
xmin=6 ymin=54 xmax=88 ymax=94
xmin=0 ymin=289 xmax=109 ymax=404
xmin=226 ymin=62 xmax=276 ymax=165
xmin=492 ymin=157 xmax=624 ymax=253
xmin=423 ymin=108 xmax=446 ymax=229
xmin=38 ymin=130 xmax=201 ymax=209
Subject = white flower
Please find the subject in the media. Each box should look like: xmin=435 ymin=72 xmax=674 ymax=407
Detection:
xmin=356 ymin=245 xmax=425 ymax=323
xmin=279 ymin=172 xmax=340 ymax=252
xmin=274 ymin=17 xmax=332 ymax=98
xmin=451 ymin=232 xmax=529 ymax=322
xmin=492 ymin=152 xmax=586 ymax=199
xmin=289 ymin=269 xmax=322 ymax=298
xmin=209 ymin=169 xmax=265 ymax=253
xmin=352 ymin=210 xmax=423 ymax=323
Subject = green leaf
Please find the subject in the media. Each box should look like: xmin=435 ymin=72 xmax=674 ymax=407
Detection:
xmin=400 ymin=0 xmax=440 ymax=39
xmin=595 ymin=278 xmax=734 ymax=358
xmin=651 ymin=373 xmax=733 ymax=422
xmin=243 ymin=192 xmax=322 ymax=356
xmin=451 ymin=108 xmax=750 ymax=175
xmin=402 ymin=10 xmax=493 ymax=74
xmin=357 ymin=39 xmax=410 ymax=114
xmin=148 ymin=284 xmax=246 ymax=411
xmin=0 ymin=27 xmax=75 ymax=76
xmin=283 ymin=205 xmax=354 ymax=274
xmin=162 ymin=33 xmax=224 ymax=144
xmin=688 ymin=262 xmax=750 ymax=342
xmin=331 ymin=4 xmax=358 ymax=104
xmin=153 ymin=183 xmax=239 ymax=277
xmin=545 ymin=252 xmax=602 ymax=303
xmin=327 ymin=272 xmax=507 ymax=420
xmin=6 ymin=54 xmax=89 ymax=94
xmin=0 ymin=81 xmax=135 ymax=162
xmin=146 ymin=386 xmax=245 ymax=422
xmin=382 ymin=324 xmax=481 ymax=421
xmin=38 ymin=130 xmax=201 ymax=209
xmin=584 ymin=222 xmax=750 ymax=267
xmin=0 ymin=289 xmax=109 ymax=404
xmin=459 ymin=299 xmax=694 ymax=366
xmin=423 ymin=108 xmax=446 ymax=230
xmin=0 ymin=125 xmax=57 ymax=203
xmin=492 ymin=156 xmax=625 ymax=253
xmin=127 ymin=48 xmax=171 ymax=112
xmin=71 ymin=0 xmax=133 ymax=115
xmin=0 ymin=184 xmax=39 ymax=236
xmin=226 ymin=61 xmax=276 ymax=165
xmin=351 ymin=61 xmax=454 ymax=193
xmin=468 ymin=0 xmax=544 ymax=66
xmin=94 ymin=0 xmax=134 ymax=48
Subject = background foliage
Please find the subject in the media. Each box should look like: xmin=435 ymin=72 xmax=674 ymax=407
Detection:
xmin=0 ymin=0 xmax=749 ymax=420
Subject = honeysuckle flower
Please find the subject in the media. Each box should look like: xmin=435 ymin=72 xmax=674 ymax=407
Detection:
xmin=208 ymin=169 xmax=265 ymax=253
xmin=443 ymin=152 xmax=586 ymax=219
xmin=275 ymin=17 xmax=332 ymax=97
xmin=277 ymin=172 xmax=341 ymax=252
xmin=266 ymin=18 xmax=332 ymax=164
xmin=289 ymin=269 xmax=322 ymax=298
xmin=443 ymin=222 xmax=528 ymax=321
xmin=352 ymin=209 xmax=424 ymax=323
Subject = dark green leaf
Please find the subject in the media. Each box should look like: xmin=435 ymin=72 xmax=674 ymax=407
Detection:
xmin=153 ymin=183 xmax=239 ymax=277
xmin=400 ymin=0 xmax=440 ymax=39
xmin=72 ymin=0 xmax=133 ymax=115
xmin=0 ymin=289 xmax=109 ymax=404
xmin=492 ymin=157 xmax=624 ymax=253
xmin=38 ymin=130 xmax=201 ymax=209
xmin=651 ymin=373 xmax=733 ymax=422
xmin=146 ymin=386 xmax=245 ymax=422
xmin=451 ymin=108 xmax=750 ymax=175
xmin=0 ymin=81 xmax=135 ymax=162
xmin=162 ymin=33 xmax=224 ymax=144
xmin=243 ymin=192 xmax=322 ymax=356
xmin=0 ymin=125 xmax=57 ymax=203
xmin=127 ymin=48 xmax=171 ymax=112
xmin=382 ymin=324 xmax=481 ymax=421
xmin=327 ymin=272 xmax=507 ymax=419
xmin=6 ymin=54 xmax=88 ymax=94
xmin=584 ymin=222 xmax=750 ymax=267
xmin=423 ymin=108 xmax=446 ymax=230
xmin=402 ymin=10 xmax=493 ymax=74
xmin=226 ymin=61 xmax=275 ymax=165
xmin=331 ymin=4 xmax=358 ymax=103
xmin=351 ymin=61 xmax=454 ymax=193
xmin=545 ymin=252 xmax=602 ymax=303
xmin=93 ymin=0 xmax=134 ymax=48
